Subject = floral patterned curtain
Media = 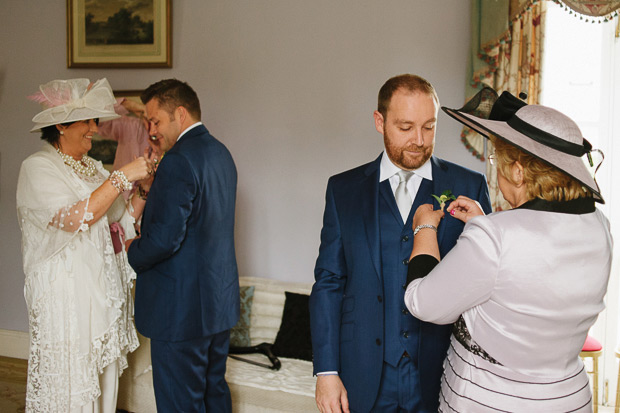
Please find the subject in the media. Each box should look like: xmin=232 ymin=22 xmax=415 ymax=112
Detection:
xmin=553 ymin=0 xmax=620 ymax=20
xmin=463 ymin=0 xmax=546 ymax=211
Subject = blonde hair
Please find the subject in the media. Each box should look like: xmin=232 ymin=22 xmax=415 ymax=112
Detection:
xmin=491 ymin=136 xmax=591 ymax=202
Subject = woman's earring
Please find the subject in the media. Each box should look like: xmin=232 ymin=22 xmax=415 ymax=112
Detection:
xmin=59 ymin=131 xmax=64 ymax=135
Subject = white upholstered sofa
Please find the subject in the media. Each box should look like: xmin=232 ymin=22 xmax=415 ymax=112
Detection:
xmin=117 ymin=276 xmax=318 ymax=412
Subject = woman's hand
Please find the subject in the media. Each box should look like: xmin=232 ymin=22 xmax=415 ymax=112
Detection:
xmin=446 ymin=195 xmax=484 ymax=223
xmin=119 ymin=156 xmax=151 ymax=182
xmin=121 ymin=98 xmax=146 ymax=118
xmin=410 ymin=204 xmax=443 ymax=261
xmin=412 ymin=204 xmax=444 ymax=229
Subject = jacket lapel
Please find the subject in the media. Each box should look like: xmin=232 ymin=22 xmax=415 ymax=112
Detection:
xmin=430 ymin=156 xmax=451 ymax=247
xmin=361 ymin=156 xmax=382 ymax=281
xmin=379 ymin=180 xmax=403 ymax=224
xmin=409 ymin=178 xmax=433 ymax=224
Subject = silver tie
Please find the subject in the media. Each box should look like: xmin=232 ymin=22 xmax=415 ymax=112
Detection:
xmin=395 ymin=170 xmax=415 ymax=222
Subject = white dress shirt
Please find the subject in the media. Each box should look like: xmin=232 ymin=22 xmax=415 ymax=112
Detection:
xmin=177 ymin=122 xmax=203 ymax=141
xmin=379 ymin=150 xmax=433 ymax=206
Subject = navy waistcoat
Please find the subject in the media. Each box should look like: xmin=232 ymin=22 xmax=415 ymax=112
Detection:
xmin=379 ymin=178 xmax=433 ymax=367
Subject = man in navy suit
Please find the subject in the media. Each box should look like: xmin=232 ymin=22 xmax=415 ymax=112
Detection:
xmin=310 ymin=74 xmax=492 ymax=412
xmin=127 ymin=79 xmax=239 ymax=412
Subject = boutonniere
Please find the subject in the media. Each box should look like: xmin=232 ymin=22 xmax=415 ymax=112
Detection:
xmin=432 ymin=190 xmax=456 ymax=212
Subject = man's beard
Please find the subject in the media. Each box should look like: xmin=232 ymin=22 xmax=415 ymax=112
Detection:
xmin=384 ymin=134 xmax=434 ymax=170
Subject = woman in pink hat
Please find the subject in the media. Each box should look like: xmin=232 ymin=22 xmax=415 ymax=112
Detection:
xmin=17 ymin=78 xmax=154 ymax=412
xmin=404 ymin=88 xmax=611 ymax=412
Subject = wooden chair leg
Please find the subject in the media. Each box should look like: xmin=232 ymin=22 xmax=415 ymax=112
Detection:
xmin=582 ymin=349 xmax=602 ymax=413
xmin=593 ymin=353 xmax=599 ymax=413
xmin=615 ymin=349 xmax=620 ymax=413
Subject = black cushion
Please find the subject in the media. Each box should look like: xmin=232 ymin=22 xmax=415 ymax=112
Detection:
xmin=272 ymin=292 xmax=312 ymax=361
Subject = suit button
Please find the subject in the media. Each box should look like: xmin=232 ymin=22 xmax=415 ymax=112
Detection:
xmin=402 ymin=235 xmax=409 ymax=242
xmin=377 ymin=295 xmax=383 ymax=303
xmin=402 ymin=283 xmax=407 ymax=290
xmin=402 ymin=308 xmax=408 ymax=314
xmin=376 ymin=338 xmax=382 ymax=346
xmin=403 ymin=331 xmax=409 ymax=338
xmin=402 ymin=259 xmax=409 ymax=265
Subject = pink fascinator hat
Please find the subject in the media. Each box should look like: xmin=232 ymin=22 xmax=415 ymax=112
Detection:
xmin=28 ymin=78 xmax=120 ymax=132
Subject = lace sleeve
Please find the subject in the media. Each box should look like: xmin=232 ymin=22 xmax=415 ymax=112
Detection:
xmin=49 ymin=197 xmax=94 ymax=233
xmin=17 ymin=151 xmax=103 ymax=273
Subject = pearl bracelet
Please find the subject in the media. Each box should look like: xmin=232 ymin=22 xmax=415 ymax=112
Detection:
xmin=108 ymin=170 xmax=133 ymax=193
xmin=413 ymin=224 xmax=437 ymax=236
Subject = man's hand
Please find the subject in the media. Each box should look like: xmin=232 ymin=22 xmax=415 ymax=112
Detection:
xmin=125 ymin=237 xmax=136 ymax=252
xmin=316 ymin=375 xmax=349 ymax=413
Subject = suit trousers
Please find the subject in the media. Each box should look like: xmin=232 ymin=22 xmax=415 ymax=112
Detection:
xmin=151 ymin=330 xmax=232 ymax=413
xmin=370 ymin=356 xmax=428 ymax=413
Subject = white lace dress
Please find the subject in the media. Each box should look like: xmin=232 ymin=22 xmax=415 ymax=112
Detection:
xmin=16 ymin=143 xmax=139 ymax=412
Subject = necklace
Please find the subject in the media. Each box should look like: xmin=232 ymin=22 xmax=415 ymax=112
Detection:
xmin=56 ymin=147 xmax=97 ymax=177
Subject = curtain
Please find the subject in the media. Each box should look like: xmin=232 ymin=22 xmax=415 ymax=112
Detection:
xmin=464 ymin=0 xmax=546 ymax=211
xmin=554 ymin=0 xmax=620 ymax=20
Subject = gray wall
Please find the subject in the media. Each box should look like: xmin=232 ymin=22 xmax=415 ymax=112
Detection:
xmin=0 ymin=0 xmax=481 ymax=333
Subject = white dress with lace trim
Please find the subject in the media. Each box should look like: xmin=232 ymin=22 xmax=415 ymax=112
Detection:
xmin=16 ymin=143 xmax=139 ymax=412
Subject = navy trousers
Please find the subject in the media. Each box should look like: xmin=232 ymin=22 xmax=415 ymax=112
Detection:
xmin=370 ymin=356 xmax=428 ymax=413
xmin=151 ymin=330 xmax=232 ymax=413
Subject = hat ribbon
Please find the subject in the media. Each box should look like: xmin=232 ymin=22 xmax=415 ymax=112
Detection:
xmin=507 ymin=114 xmax=591 ymax=158
xmin=31 ymin=85 xmax=114 ymax=124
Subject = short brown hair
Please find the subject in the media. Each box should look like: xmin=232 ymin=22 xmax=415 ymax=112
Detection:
xmin=492 ymin=136 xmax=591 ymax=202
xmin=377 ymin=74 xmax=439 ymax=119
xmin=141 ymin=79 xmax=201 ymax=120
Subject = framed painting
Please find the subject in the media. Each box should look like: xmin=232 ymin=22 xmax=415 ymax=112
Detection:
xmin=67 ymin=0 xmax=172 ymax=68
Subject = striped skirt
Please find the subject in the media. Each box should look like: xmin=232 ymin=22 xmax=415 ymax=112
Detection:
xmin=439 ymin=336 xmax=592 ymax=412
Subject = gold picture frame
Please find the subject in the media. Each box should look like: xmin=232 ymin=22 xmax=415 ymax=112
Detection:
xmin=67 ymin=0 xmax=172 ymax=68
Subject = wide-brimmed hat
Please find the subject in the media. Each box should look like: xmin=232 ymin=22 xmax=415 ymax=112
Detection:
xmin=442 ymin=87 xmax=604 ymax=203
xmin=29 ymin=78 xmax=120 ymax=132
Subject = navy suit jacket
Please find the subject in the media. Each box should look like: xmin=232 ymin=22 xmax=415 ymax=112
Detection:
xmin=128 ymin=124 xmax=240 ymax=342
xmin=309 ymin=154 xmax=492 ymax=412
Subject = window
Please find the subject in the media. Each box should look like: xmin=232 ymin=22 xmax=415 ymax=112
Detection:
xmin=541 ymin=3 xmax=620 ymax=406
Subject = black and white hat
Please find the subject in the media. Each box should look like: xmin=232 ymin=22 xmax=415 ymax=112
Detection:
xmin=442 ymin=87 xmax=603 ymax=203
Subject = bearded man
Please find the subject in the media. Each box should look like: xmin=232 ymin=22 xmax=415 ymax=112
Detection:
xmin=310 ymin=74 xmax=492 ymax=412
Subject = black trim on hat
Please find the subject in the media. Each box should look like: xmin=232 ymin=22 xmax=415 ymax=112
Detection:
xmin=489 ymin=91 xmax=526 ymax=121
xmin=507 ymin=115 xmax=591 ymax=157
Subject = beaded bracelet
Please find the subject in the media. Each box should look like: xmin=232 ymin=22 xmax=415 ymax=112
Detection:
xmin=413 ymin=224 xmax=437 ymax=236
xmin=108 ymin=170 xmax=133 ymax=193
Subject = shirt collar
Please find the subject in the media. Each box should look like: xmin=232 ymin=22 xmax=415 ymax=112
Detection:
xmin=379 ymin=151 xmax=433 ymax=182
xmin=177 ymin=122 xmax=203 ymax=142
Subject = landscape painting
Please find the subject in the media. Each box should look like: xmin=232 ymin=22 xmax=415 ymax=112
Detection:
xmin=67 ymin=0 xmax=171 ymax=68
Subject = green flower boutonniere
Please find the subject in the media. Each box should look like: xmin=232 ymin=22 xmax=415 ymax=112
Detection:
xmin=431 ymin=190 xmax=456 ymax=212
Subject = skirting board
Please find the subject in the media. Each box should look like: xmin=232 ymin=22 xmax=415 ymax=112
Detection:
xmin=0 ymin=329 xmax=29 ymax=359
